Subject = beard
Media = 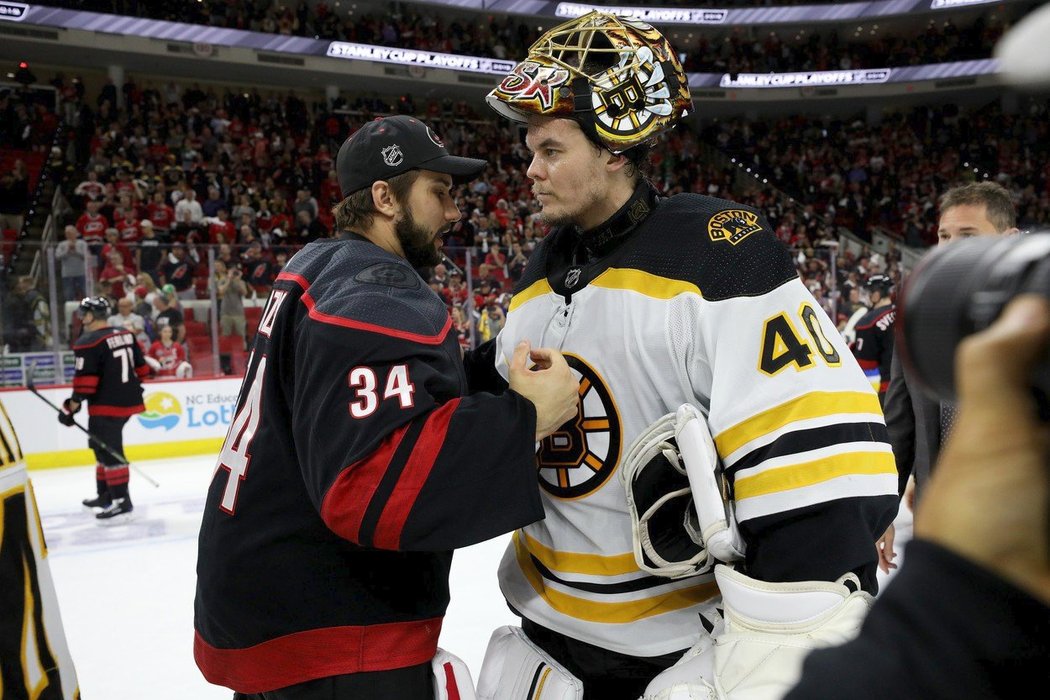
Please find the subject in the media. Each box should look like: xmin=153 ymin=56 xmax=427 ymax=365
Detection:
xmin=395 ymin=205 xmax=443 ymax=270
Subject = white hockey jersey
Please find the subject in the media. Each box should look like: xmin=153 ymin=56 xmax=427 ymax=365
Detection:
xmin=493 ymin=187 xmax=898 ymax=656
xmin=0 ymin=400 xmax=81 ymax=699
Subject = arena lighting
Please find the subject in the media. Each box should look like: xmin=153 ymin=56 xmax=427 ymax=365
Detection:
xmin=0 ymin=1 xmax=28 ymax=21
xmin=326 ymin=41 xmax=515 ymax=74
xmin=555 ymin=2 xmax=727 ymax=24
xmin=720 ymin=68 xmax=892 ymax=88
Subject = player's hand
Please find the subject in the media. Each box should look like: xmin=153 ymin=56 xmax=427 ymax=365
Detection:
xmin=59 ymin=398 xmax=80 ymax=426
xmin=876 ymin=524 xmax=897 ymax=574
xmin=916 ymin=295 xmax=1050 ymax=606
xmin=508 ymin=341 xmax=580 ymax=441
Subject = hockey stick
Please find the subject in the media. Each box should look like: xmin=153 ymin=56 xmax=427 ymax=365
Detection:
xmin=25 ymin=367 xmax=161 ymax=488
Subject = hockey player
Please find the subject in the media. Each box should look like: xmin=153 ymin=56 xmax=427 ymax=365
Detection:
xmin=193 ymin=115 xmax=580 ymax=699
xmin=478 ymin=12 xmax=898 ymax=699
xmin=849 ymin=274 xmax=896 ymax=403
xmin=60 ymin=296 xmax=148 ymax=522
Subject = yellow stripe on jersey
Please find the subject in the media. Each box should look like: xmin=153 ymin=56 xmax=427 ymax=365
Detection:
xmin=534 ymin=667 xmax=552 ymax=699
xmin=514 ymin=535 xmax=718 ymax=623
xmin=518 ymin=531 xmax=639 ymax=576
xmin=591 ymin=268 xmax=702 ymax=300
xmin=509 ymin=278 xmax=554 ymax=311
xmin=734 ymin=451 xmax=897 ymax=500
xmin=714 ymin=391 xmax=882 ymax=458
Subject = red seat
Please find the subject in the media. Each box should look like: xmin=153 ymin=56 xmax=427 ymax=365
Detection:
xmin=184 ymin=320 xmax=209 ymax=338
xmin=219 ymin=335 xmax=247 ymax=375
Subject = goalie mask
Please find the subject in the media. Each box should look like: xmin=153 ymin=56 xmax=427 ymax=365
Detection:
xmin=486 ymin=11 xmax=692 ymax=154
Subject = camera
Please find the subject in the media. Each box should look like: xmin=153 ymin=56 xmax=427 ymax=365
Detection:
xmin=898 ymin=231 xmax=1050 ymax=401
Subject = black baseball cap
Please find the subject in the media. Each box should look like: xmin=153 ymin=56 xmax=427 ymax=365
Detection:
xmin=337 ymin=115 xmax=487 ymax=198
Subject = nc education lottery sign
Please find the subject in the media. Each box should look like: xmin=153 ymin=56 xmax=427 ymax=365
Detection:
xmin=3 ymin=377 xmax=242 ymax=469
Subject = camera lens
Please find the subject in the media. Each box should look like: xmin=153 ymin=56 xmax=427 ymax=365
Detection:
xmin=899 ymin=232 xmax=1050 ymax=400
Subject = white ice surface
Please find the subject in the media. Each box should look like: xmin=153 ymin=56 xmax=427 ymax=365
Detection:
xmin=29 ymin=454 xmax=517 ymax=699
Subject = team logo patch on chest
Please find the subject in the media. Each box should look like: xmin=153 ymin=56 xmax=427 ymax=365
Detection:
xmin=536 ymin=354 xmax=622 ymax=499
xmin=708 ymin=209 xmax=762 ymax=245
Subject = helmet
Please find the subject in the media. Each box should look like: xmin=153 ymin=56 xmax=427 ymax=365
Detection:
xmin=78 ymin=296 xmax=111 ymax=320
xmin=864 ymin=274 xmax=894 ymax=297
xmin=486 ymin=11 xmax=692 ymax=154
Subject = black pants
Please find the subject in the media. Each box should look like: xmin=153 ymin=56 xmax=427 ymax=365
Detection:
xmin=522 ymin=619 xmax=685 ymax=700
xmin=87 ymin=415 xmax=128 ymax=466
xmin=232 ymin=663 xmax=433 ymax=700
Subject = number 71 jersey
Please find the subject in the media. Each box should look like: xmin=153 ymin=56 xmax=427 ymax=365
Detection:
xmin=492 ymin=194 xmax=899 ymax=657
xmin=71 ymin=327 xmax=147 ymax=415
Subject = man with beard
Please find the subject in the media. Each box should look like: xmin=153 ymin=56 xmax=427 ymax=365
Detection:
xmin=476 ymin=12 xmax=897 ymax=700
xmin=194 ymin=115 xmax=581 ymax=699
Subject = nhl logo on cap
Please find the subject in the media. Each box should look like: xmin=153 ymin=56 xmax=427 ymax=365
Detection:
xmin=381 ymin=144 xmax=404 ymax=167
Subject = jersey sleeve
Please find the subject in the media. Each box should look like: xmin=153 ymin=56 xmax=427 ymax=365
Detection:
xmin=685 ymin=277 xmax=899 ymax=590
xmin=292 ymin=315 xmax=543 ymax=553
xmin=71 ymin=342 xmax=102 ymax=400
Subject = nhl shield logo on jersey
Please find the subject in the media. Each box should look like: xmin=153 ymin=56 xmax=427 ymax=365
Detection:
xmin=381 ymin=144 xmax=404 ymax=167
xmin=708 ymin=209 xmax=762 ymax=245
xmin=536 ymin=354 xmax=622 ymax=499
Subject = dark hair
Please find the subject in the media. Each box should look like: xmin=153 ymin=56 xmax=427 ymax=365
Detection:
xmin=331 ymin=170 xmax=421 ymax=232
xmin=939 ymin=181 xmax=1016 ymax=232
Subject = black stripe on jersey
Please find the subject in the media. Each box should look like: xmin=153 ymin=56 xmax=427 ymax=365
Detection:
xmin=726 ymin=422 xmax=890 ymax=477
xmin=356 ymin=418 xmax=425 ymax=548
xmin=526 ymin=663 xmax=545 ymax=698
xmin=529 ymin=555 xmax=698 ymax=594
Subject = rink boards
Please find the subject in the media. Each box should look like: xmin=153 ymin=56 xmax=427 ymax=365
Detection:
xmin=0 ymin=377 xmax=242 ymax=469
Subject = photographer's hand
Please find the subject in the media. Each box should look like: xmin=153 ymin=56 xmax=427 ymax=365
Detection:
xmin=916 ymin=295 xmax=1050 ymax=606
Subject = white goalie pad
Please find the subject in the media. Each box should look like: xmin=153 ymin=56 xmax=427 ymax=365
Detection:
xmin=621 ymin=404 xmax=745 ymax=579
xmin=433 ymin=648 xmax=478 ymax=700
xmin=642 ymin=565 xmax=874 ymax=700
xmin=476 ymin=626 xmax=583 ymax=700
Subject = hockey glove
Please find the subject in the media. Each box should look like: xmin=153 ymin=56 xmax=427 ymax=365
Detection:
xmin=58 ymin=398 xmax=80 ymax=426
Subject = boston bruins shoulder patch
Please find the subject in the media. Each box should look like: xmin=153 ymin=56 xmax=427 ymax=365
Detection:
xmin=708 ymin=209 xmax=762 ymax=246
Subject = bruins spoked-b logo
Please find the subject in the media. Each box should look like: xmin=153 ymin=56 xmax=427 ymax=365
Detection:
xmin=537 ymin=355 xmax=621 ymax=499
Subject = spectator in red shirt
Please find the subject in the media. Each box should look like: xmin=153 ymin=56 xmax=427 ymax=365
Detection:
xmin=76 ymin=199 xmax=109 ymax=253
xmin=145 ymin=324 xmax=192 ymax=379
xmin=206 ymin=208 xmax=236 ymax=244
xmin=147 ymin=191 xmax=175 ymax=235
xmin=99 ymin=250 xmax=136 ymax=300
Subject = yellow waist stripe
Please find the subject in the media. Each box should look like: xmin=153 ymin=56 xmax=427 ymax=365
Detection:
xmin=715 ymin=391 xmax=883 ymax=458
xmin=591 ymin=268 xmax=702 ymax=300
xmin=517 ymin=531 xmax=639 ymax=576
xmin=735 ymin=450 xmax=897 ymax=500
xmin=514 ymin=534 xmax=718 ymax=623
xmin=509 ymin=279 xmax=553 ymax=311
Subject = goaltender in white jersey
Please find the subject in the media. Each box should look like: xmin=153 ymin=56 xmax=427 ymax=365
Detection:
xmin=477 ymin=11 xmax=900 ymax=699
xmin=492 ymin=186 xmax=898 ymax=656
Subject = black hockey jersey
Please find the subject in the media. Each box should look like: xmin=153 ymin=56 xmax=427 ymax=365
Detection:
xmin=71 ymin=327 xmax=147 ymax=416
xmin=194 ymin=236 xmax=544 ymax=694
xmin=850 ymin=304 xmax=896 ymax=397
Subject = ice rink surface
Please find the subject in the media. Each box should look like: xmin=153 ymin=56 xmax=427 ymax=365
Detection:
xmin=29 ymin=454 xmax=910 ymax=699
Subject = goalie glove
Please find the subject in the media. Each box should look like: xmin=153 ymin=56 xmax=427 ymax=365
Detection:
xmin=58 ymin=398 xmax=80 ymax=427
xmin=621 ymin=404 xmax=744 ymax=579
xmin=642 ymin=566 xmax=874 ymax=700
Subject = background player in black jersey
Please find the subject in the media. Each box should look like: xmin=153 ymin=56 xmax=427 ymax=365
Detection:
xmin=60 ymin=296 xmax=148 ymax=523
xmin=849 ymin=274 xmax=896 ymax=404
xmin=194 ymin=116 xmax=580 ymax=700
